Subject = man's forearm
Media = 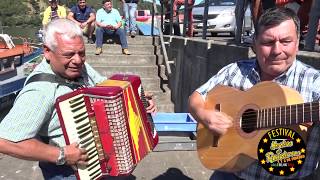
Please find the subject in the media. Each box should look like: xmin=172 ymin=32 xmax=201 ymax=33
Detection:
xmin=188 ymin=91 xmax=207 ymax=124
xmin=115 ymin=22 xmax=122 ymax=29
xmin=0 ymin=138 xmax=59 ymax=163
xmin=86 ymin=14 xmax=96 ymax=24
xmin=68 ymin=17 xmax=82 ymax=26
xmin=96 ymin=21 xmax=105 ymax=28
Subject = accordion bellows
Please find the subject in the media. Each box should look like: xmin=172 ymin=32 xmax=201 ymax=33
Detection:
xmin=55 ymin=74 xmax=158 ymax=180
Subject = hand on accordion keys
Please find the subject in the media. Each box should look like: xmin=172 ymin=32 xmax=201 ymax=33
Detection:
xmin=63 ymin=142 xmax=90 ymax=166
xmin=144 ymin=92 xmax=157 ymax=114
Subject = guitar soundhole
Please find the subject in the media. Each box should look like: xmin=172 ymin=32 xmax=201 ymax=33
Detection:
xmin=241 ymin=109 xmax=257 ymax=133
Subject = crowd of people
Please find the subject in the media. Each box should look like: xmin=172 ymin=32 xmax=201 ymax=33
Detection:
xmin=41 ymin=0 xmax=320 ymax=51
xmin=42 ymin=0 xmax=135 ymax=55
xmin=235 ymin=0 xmax=320 ymax=51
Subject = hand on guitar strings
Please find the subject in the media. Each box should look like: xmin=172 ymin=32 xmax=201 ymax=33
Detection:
xmin=202 ymin=110 xmax=233 ymax=136
xmin=145 ymin=92 xmax=157 ymax=114
xmin=64 ymin=142 xmax=88 ymax=166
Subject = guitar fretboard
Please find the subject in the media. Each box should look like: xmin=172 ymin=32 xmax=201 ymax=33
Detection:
xmin=241 ymin=102 xmax=320 ymax=129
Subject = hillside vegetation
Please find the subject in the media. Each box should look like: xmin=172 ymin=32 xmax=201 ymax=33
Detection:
xmin=1 ymin=0 xmax=158 ymax=27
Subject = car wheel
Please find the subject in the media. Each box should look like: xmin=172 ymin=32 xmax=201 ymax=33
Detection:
xmin=211 ymin=32 xmax=218 ymax=37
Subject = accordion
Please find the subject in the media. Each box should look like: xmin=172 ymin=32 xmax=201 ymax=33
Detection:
xmin=55 ymin=74 xmax=158 ymax=180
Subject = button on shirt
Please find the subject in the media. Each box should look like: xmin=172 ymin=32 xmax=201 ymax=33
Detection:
xmin=0 ymin=59 xmax=106 ymax=147
xmin=196 ymin=59 xmax=320 ymax=179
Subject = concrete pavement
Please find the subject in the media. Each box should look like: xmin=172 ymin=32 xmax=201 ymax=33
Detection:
xmin=0 ymin=140 xmax=213 ymax=180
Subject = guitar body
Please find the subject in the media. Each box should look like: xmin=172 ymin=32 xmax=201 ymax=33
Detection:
xmin=197 ymin=81 xmax=309 ymax=172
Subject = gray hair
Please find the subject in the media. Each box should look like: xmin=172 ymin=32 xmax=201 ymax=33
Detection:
xmin=43 ymin=18 xmax=83 ymax=51
xmin=254 ymin=7 xmax=300 ymax=39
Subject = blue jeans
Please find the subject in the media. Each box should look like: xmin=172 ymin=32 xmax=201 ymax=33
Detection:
xmin=39 ymin=161 xmax=76 ymax=180
xmin=123 ymin=3 xmax=137 ymax=33
xmin=95 ymin=27 xmax=128 ymax=49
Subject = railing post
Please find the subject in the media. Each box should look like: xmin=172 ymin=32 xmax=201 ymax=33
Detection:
xmin=161 ymin=2 xmax=164 ymax=32
xmin=151 ymin=0 xmax=155 ymax=36
xmin=0 ymin=21 xmax=3 ymax=34
xmin=202 ymin=0 xmax=209 ymax=40
xmin=182 ymin=0 xmax=188 ymax=37
xmin=170 ymin=0 xmax=174 ymax=35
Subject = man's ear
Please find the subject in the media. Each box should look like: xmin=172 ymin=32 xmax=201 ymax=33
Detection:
xmin=296 ymin=36 xmax=300 ymax=52
xmin=251 ymin=36 xmax=257 ymax=54
xmin=43 ymin=45 xmax=52 ymax=61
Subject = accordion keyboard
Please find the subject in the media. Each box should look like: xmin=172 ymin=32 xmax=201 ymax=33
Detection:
xmin=58 ymin=94 xmax=103 ymax=180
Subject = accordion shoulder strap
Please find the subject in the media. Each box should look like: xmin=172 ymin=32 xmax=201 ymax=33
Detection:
xmin=25 ymin=73 xmax=82 ymax=89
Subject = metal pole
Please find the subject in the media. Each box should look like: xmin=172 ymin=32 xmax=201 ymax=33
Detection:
xmin=161 ymin=2 xmax=164 ymax=32
xmin=202 ymin=0 xmax=209 ymax=39
xmin=235 ymin=0 xmax=246 ymax=44
xmin=182 ymin=0 xmax=189 ymax=37
xmin=151 ymin=0 xmax=155 ymax=36
xmin=304 ymin=0 xmax=320 ymax=51
xmin=170 ymin=0 xmax=174 ymax=35
xmin=0 ymin=21 xmax=3 ymax=34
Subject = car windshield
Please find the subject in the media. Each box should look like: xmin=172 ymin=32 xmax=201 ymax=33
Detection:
xmin=198 ymin=0 xmax=235 ymax=6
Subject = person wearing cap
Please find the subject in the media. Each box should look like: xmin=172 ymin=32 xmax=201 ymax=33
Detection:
xmin=68 ymin=0 xmax=96 ymax=44
xmin=42 ymin=0 xmax=67 ymax=27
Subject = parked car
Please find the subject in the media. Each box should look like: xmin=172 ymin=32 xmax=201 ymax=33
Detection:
xmin=192 ymin=0 xmax=252 ymax=37
xmin=136 ymin=10 xmax=151 ymax=22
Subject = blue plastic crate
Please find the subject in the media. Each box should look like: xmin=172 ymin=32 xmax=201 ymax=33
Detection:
xmin=153 ymin=113 xmax=197 ymax=132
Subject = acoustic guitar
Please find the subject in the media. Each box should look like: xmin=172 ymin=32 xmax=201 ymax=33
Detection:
xmin=197 ymin=81 xmax=314 ymax=172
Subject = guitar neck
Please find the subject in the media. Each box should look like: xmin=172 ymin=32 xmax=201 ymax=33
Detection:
xmin=252 ymin=101 xmax=320 ymax=129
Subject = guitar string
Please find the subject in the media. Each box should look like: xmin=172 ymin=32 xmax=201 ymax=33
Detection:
xmin=237 ymin=104 xmax=319 ymax=128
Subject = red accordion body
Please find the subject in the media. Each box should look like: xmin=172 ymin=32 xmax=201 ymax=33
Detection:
xmin=55 ymin=74 xmax=158 ymax=180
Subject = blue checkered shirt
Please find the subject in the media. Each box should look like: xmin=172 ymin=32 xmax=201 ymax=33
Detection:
xmin=0 ymin=59 xmax=106 ymax=147
xmin=196 ymin=59 xmax=320 ymax=179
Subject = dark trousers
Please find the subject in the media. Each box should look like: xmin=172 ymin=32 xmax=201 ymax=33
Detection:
xmin=164 ymin=21 xmax=181 ymax=36
xmin=39 ymin=161 xmax=76 ymax=180
xmin=95 ymin=27 xmax=128 ymax=49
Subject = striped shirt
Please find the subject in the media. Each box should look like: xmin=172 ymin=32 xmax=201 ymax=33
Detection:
xmin=0 ymin=59 xmax=106 ymax=147
xmin=196 ymin=59 xmax=320 ymax=179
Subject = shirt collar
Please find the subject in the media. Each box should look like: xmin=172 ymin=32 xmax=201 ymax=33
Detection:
xmin=77 ymin=5 xmax=86 ymax=12
xmin=251 ymin=58 xmax=297 ymax=81
xmin=43 ymin=58 xmax=89 ymax=85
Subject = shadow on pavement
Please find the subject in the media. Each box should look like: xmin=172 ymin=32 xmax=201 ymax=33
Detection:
xmin=153 ymin=167 xmax=193 ymax=180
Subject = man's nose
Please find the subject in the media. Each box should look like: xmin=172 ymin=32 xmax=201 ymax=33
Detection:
xmin=72 ymin=53 xmax=84 ymax=64
xmin=272 ymin=41 xmax=282 ymax=55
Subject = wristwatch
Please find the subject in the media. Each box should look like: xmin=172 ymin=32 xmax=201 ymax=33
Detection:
xmin=56 ymin=147 xmax=66 ymax=165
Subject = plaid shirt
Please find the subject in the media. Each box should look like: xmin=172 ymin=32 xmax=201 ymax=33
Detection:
xmin=196 ymin=59 xmax=320 ymax=179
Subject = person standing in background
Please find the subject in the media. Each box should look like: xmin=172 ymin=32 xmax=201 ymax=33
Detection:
xmin=173 ymin=0 xmax=194 ymax=37
xmin=162 ymin=0 xmax=181 ymax=36
xmin=42 ymin=0 xmax=67 ymax=27
xmin=68 ymin=0 xmax=96 ymax=44
xmin=121 ymin=0 xmax=139 ymax=37
xmin=304 ymin=0 xmax=320 ymax=51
